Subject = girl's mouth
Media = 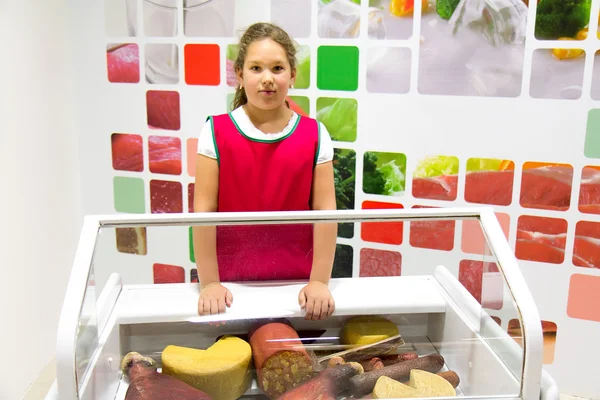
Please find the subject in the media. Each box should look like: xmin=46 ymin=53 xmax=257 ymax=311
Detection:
xmin=260 ymin=90 xmax=276 ymax=96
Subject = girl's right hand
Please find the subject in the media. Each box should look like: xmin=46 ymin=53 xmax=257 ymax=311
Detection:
xmin=198 ymin=283 xmax=233 ymax=315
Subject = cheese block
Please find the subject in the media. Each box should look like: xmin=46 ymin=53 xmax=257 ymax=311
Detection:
xmin=340 ymin=316 xmax=399 ymax=346
xmin=161 ymin=336 xmax=253 ymax=400
xmin=373 ymin=370 xmax=457 ymax=398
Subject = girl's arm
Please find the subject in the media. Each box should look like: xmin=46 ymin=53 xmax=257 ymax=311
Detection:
xmin=192 ymin=153 xmax=220 ymax=287
xmin=309 ymin=160 xmax=338 ymax=284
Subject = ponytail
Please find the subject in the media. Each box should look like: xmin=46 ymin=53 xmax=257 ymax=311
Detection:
xmin=232 ymin=85 xmax=248 ymax=110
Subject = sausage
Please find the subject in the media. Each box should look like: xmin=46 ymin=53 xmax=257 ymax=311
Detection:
xmin=121 ymin=352 xmax=212 ymax=400
xmin=435 ymin=370 xmax=460 ymax=388
xmin=348 ymin=354 xmax=445 ymax=396
xmin=278 ymin=362 xmax=364 ymax=400
xmin=359 ymin=357 xmax=385 ymax=372
xmin=376 ymin=352 xmax=418 ymax=366
xmin=249 ymin=322 xmax=315 ymax=399
xmin=327 ymin=356 xmax=346 ymax=368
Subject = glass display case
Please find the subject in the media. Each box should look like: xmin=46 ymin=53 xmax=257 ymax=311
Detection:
xmin=46 ymin=207 xmax=558 ymax=400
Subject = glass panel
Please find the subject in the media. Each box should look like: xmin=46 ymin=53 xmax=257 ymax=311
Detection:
xmin=73 ymin=211 xmax=529 ymax=400
xmin=74 ymin=264 xmax=99 ymax=392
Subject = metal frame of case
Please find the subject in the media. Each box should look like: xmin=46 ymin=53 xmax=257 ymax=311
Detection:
xmin=49 ymin=207 xmax=559 ymax=400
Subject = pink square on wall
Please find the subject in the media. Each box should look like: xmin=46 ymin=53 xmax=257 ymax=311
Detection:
xmin=187 ymin=138 xmax=198 ymax=177
xmin=462 ymin=213 xmax=510 ymax=255
xmin=567 ymin=274 xmax=600 ymax=322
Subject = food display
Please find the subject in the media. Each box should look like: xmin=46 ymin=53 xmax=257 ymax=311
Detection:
xmin=119 ymin=316 xmax=462 ymax=399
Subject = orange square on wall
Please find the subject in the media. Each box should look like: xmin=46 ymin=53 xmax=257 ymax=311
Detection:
xmin=361 ymin=201 xmax=404 ymax=245
xmin=184 ymin=44 xmax=220 ymax=86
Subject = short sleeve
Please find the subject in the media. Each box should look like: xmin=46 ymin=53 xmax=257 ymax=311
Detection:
xmin=197 ymin=118 xmax=217 ymax=159
xmin=316 ymin=122 xmax=334 ymax=164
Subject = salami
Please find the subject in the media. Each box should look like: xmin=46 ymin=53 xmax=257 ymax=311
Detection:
xmin=249 ymin=322 xmax=316 ymax=398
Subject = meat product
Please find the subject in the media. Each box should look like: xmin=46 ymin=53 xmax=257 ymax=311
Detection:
xmin=116 ymin=227 xmax=147 ymax=255
xmin=519 ymin=165 xmax=573 ymax=211
xmin=361 ymin=201 xmax=404 ymax=245
xmin=348 ymin=354 xmax=445 ymax=396
xmin=161 ymin=336 xmax=253 ymax=400
xmin=121 ymin=352 xmax=212 ymax=400
xmin=249 ymin=322 xmax=315 ymax=398
xmin=412 ymin=175 xmax=458 ymax=201
xmin=409 ymin=205 xmax=455 ymax=251
xmin=146 ymin=90 xmax=181 ymax=131
xmin=149 ymin=135 xmax=182 ymax=175
xmin=150 ymin=180 xmax=183 ymax=214
xmin=107 ymin=44 xmax=140 ymax=83
xmin=573 ymin=220 xmax=600 ymax=269
xmin=515 ymin=215 xmax=567 ymax=264
xmin=359 ymin=248 xmax=401 ymax=277
xmin=277 ymin=362 xmax=364 ymax=400
xmin=579 ymin=167 xmax=600 ymax=214
xmin=464 ymin=170 xmax=515 ymax=206
xmin=111 ymin=133 xmax=143 ymax=172
xmin=152 ymin=263 xmax=184 ymax=284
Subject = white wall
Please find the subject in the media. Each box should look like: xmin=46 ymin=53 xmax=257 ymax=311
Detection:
xmin=0 ymin=1 xmax=82 ymax=399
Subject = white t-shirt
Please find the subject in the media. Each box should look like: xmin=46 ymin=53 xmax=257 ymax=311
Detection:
xmin=197 ymin=106 xmax=334 ymax=164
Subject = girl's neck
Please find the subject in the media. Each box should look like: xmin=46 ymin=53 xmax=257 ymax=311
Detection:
xmin=242 ymin=103 xmax=291 ymax=127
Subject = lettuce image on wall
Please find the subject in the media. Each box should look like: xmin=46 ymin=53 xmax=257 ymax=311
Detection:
xmin=333 ymin=148 xmax=356 ymax=238
xmin=363 ymin=151 xmax=406 ymax=196
xmin=317 ymin=97 xmax=358 ymax=142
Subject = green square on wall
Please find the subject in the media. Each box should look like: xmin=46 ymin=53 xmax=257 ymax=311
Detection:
xmin=585 ymin=109 xmax=600 ymax=158
xmin=317 ymin=46 xmax=359 ymax=91
xmin=113 ymin=176 xmax=145 ymax=213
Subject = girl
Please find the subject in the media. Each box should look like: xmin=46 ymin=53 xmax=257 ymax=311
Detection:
xmin=193 ymin=22 xmax=338 ymax=321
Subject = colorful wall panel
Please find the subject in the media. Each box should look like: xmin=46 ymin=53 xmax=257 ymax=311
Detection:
xmin=67 ymin=0 xmax=600 ymax=397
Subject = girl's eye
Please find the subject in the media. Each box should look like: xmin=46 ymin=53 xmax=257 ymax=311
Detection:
xmin=274 ymin=66 xmax=283 ymax=71
xmin=250 ymin=66 xmax=260 ymax=71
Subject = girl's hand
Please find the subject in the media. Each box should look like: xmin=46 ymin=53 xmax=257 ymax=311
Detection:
xmin=198 ymin=282 xmax=233 ymax=316
xmin=298 ymin=281 xmax=335 ymax=320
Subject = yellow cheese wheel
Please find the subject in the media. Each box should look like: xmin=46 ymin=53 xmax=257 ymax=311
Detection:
xmin=373 ymin=370 xmax=457 ymax=398
xmin=373 ymin=376 xmax=421 ymax=398
xmin=161 ymin=336 xmax=253 ymax=400
xmin=340 ymin=316 xmax=399 ymax=346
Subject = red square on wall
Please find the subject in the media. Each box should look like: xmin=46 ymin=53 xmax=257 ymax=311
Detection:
xmin=185 ymin=44 xmax=221 ymax=86
xmin=361 ymin=201 xmax=404 ymax=245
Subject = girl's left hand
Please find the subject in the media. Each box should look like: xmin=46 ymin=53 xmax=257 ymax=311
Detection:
xmin=298 ymin=281 xmax=335 ymax=320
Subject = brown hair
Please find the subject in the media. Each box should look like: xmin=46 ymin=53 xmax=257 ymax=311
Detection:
xmin=232 ymin=22 xmax=297 ymax=110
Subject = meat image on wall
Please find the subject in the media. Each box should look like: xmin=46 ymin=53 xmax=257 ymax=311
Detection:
xmin=409 ymin=205 xmax=455 ymax=251
xmin=515 ymin=215 xmax=568 ymax=264
xmin=106 ymin=43 xmax=140 ymax=83
xmin=412 ymin=155 xmax=459 ymax=201
xmin=573 ymin=220 xmax=600 ymax=269
xmin=519 ymin=162 xmax=574 ymax=211
xmin=578 ymin=166 xmax=600 ymax=215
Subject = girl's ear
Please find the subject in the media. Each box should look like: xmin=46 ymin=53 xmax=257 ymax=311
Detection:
xmin=290 ymin=67 xmax=297 ymax=87
xmin=236 ymin=67 xmax=243 ymax=88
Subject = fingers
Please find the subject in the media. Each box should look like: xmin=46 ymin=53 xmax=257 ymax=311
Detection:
xmin=304 ymin=298 xmax=315 ymax=320
xmin=298 ymin=289 xmax=306 ymax=309
xmin=311 ymin=301 xmax=322 ymax=321
xmin=225 ymin=289 xmax=233 ymax=308
xmin=327 ymin=296 xmax=335 ymax=317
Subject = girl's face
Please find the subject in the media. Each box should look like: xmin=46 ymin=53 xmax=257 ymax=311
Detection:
xmin=237 ymin=38 xmax=296 ymax=111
